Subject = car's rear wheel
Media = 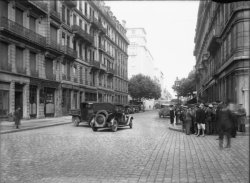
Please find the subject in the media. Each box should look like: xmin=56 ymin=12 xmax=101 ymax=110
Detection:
xmin=111 ymin=119 xmax=118 ymax=132
xmin=73 ymin=116 xmax=80 ymax=127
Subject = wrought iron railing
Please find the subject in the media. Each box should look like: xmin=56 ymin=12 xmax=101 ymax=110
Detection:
xmin=30 ymin=70 xmax=39 ymax=77
xmin=62 ymin=45 xmax=77 ymax=58
xmin=17 ymin=67 xmax=26 ymax=75
xmin=46 ymin=38 xmax=62 ymax=52
xmin=64 ymin=0 xmax=77 ymax=8
xmin=46 ymin=73 xmax=56 ymax=80
xmin=28 ymin=0 xmax=48 ymax=12
xmin=0 ymin=17 xmax=46 ymax=46
xmin=71 ymin=25 xmax=94 ymax=44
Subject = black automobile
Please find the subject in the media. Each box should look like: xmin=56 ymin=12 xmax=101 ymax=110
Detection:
xmin=89 ymin=103 xmax=134 ymax=132
xmin=70 ymin=102 xmax=100 ymax=126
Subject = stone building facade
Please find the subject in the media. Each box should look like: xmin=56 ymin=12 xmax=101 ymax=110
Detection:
xmin=0 ymin=0 xmax=129 ymax=120
xmin=194 ymin=1 xmax=250 ymax=117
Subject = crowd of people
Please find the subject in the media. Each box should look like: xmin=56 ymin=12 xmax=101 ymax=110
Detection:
xmin=169 ymin=100 xmax=247 ymax=149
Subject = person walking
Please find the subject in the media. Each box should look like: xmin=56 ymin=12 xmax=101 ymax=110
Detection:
xmin=14 ymin=107 xmax=21 ymax=129
xmin=216 ymin=101 xmax=235 ymax=149
xmin=196 ymin=103 xmax=206 ymax=137
xmin=170 ymin=106 xmax=175 ymax=125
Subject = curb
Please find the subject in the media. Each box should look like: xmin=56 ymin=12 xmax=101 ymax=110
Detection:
xmin=0 ymin=122 xmax=71 ymax=135
xmin=168 ymin=126 xmax=183 ymax=132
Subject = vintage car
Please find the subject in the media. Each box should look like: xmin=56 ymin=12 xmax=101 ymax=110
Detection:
xmin=158 ymin=104 xmax=171 ymax=118
xmin=89 ymin=103 xmax=134 ymax=132
xmin=70 ymin=102 xmax=100 ymax=126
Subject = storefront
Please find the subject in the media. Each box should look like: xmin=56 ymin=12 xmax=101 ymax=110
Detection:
xmin=29 ymin=85 xmax=37 ymax=118
xmin=0 ymin=82 xmax=9 ymax=119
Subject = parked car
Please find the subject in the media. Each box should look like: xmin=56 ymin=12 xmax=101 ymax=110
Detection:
xmin=89 ymin=103 xmax=134 ymax=132
xmin=70 ymin=102 xmax=101 ymax=127
xmin=158 ymin=104 xmax=171 ymax=118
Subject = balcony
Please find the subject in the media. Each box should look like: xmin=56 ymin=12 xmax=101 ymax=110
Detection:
xmin=25 ymin=0 xmax=48 ymax=14
xmin=207 ymin=26 xmax=222 ymax=56
xmin=30 ymin=70 xmax=39 ymax=77
xmin=46 ymin=73 xmax=56 ymax=81
xmin=71 ymin=25 xmax=94 ymax=45
xmin=0 ymin=63 xmax=12 ymax=72
xmin=62 ymin=45 xmax=77 ymax=58
xmin=98 ymin=44 xmax=106 ymax=52
xmin=90 ymin=60 xmax=100 ymax=69
xmin=62 ymin=74 xmax=71 ymax=81
xmin=0 ymin=17 xmax=46 ymax=47
xmin=46 ymin=38 xmax=63 ymax=53
xmin=49 ymin=9 xmax=61 ymax=22
xmin=107 ymin=67 xmax=115 ymax=75
xmin=100 ymin=63 xmax=107 ymax=71
xmin=16 ymin=67 xmax=26 ymax=75
xmin=64 ymin=0 xmax=77 ymax=8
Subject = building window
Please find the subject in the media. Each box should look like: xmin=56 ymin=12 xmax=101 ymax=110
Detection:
xmin=73 ymin=14 xmax=76 ymax=25
xmin=29 ymin=16 xmax=36 ymax=32
xmin=84 ymin=2 xmax=87 ymax=16
xmin=30 ymin=51 xmax=36 ymax=75
xmin=0 ymin=89 xmax=9 ymax=117
xmin=79 ymin=19 xmax=82 ymax=28
xmin=67 ymin=9 xmax=70 ymax=25
xmin=62 ymin=5 xmax=66 ymax=23
xmin=0 ymin=41 xmax=8 ymax=70
xmin=15 ymin=8 xmax=23 ymax=25
xmin=16 ymin=47 xmax=24 ymax=73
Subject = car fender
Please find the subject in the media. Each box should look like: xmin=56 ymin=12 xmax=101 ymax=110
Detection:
xmin=126 ymin=116 xmax=133 ymax=125
xmin=90 ymin=117 xmax=95 ymax=127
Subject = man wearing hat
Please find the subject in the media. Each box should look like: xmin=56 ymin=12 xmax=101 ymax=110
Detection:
xmin=196 ymin=103 xmax=206 ymax=137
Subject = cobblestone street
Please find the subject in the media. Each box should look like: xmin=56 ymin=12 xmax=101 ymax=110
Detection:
xmin=0 ymin=110 xmax=249 ymax=183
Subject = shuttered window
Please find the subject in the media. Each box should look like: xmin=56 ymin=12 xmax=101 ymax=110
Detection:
xmin=29 ymin=16 xmax=36 ymax=32
xmin=0 ymin=0 xmax=8 ymax=18
xmin=15 ymin=8 xmax=23 ymax=25
xmin=0 ymin=41 xmax=8 ymax=69
xmin=50 ymin=25 xmax=57 ymax=43
xmin=30 ymin=52 xmax=36 ymax=74
xmin=16 ymin=47 xmax=24 ymax=73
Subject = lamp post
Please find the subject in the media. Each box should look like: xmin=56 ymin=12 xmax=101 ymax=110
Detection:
xmin=174 ymin=77 xmax=180 ymax=105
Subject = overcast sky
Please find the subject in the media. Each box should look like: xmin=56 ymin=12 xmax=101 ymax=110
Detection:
xmin=105 ymin=1 xmax=199 ymax=98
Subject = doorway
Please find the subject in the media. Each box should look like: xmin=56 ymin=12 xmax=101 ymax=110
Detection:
xmin=15 ymin=85 xmax=23 ymax=118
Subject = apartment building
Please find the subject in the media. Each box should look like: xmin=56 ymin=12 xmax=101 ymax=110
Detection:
xmin=0 ymin=0 xmax=129 ymax=120
xmin=194 ymin=1 xmax=250 ymax=116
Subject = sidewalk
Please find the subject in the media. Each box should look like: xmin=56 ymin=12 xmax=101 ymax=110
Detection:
xmin=169 ymin=123 xmax=250 ymax=136
xmin=0 ymin=116 xmax=72 ymax=134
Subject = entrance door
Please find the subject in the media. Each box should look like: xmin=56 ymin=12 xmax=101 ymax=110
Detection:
xmin=29 ymin=85 xmax=37 ymax=118
xmin=44 ymin=88 xmax=55 ymax=117
xmin=15 ymin=91 xmax=23 ymax=118
xmin=62 ymin=89 xmax=71 ymax=115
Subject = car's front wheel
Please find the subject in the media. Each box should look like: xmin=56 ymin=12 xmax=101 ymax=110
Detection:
xmin=92 ymin=126 xmax=98 ymax=132
xmin=111 ymin=119 xmax=118 ymax=132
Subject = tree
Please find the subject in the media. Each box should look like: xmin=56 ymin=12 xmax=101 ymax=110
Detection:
xmin=128 ymin=74 xmax=161 ymax=101
xmin=172 ymin=70 xmax=196 ymax=97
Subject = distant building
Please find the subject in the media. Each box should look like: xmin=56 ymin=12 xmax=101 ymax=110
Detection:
xmin=0 ymin=0 xmax=129 ymax=119
xmin=194 ymin=1 xmax=249 ymax=117
xmin=126 ymin=27 xmax=165 ymax=109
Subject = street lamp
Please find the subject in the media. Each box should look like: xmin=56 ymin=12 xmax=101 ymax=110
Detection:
xmin=174 ymin=77 xmax=180 ymax=105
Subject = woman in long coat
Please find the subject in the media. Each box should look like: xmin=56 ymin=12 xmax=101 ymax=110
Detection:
xmin=14 ymin=107 xmax=21 ymax=129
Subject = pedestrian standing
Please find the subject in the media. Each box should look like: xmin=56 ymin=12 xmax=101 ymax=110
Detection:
xmin=193 ymin=105 xmax=199 ymax=135
xmin=236 ymin=104 xmax=246 ymax=132
xmin=170 ymin=106 xmax=175 ymax=125
xmin=205 ymin=104 xmax=213 ymax=135
xmin=185 ymin=107 xmax=193 ymax=135
xmin=196 ymin=103 xmax=206 ymax=137
xmin=14 ymin=107 xmax=21 ymax=129
xmin=216 ymin=101 xmax=235 ymax=149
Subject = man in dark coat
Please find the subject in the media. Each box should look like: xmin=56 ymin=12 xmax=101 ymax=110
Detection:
xmin=216 ymin=102 xmax=235 ymax=149
xmin=14 ymin=107 xmax=21 ymax=129
xmin=170 ymin=106 xmax=175 ymax=125
xmin=196 ymin=103 xmax=206 ymax=137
